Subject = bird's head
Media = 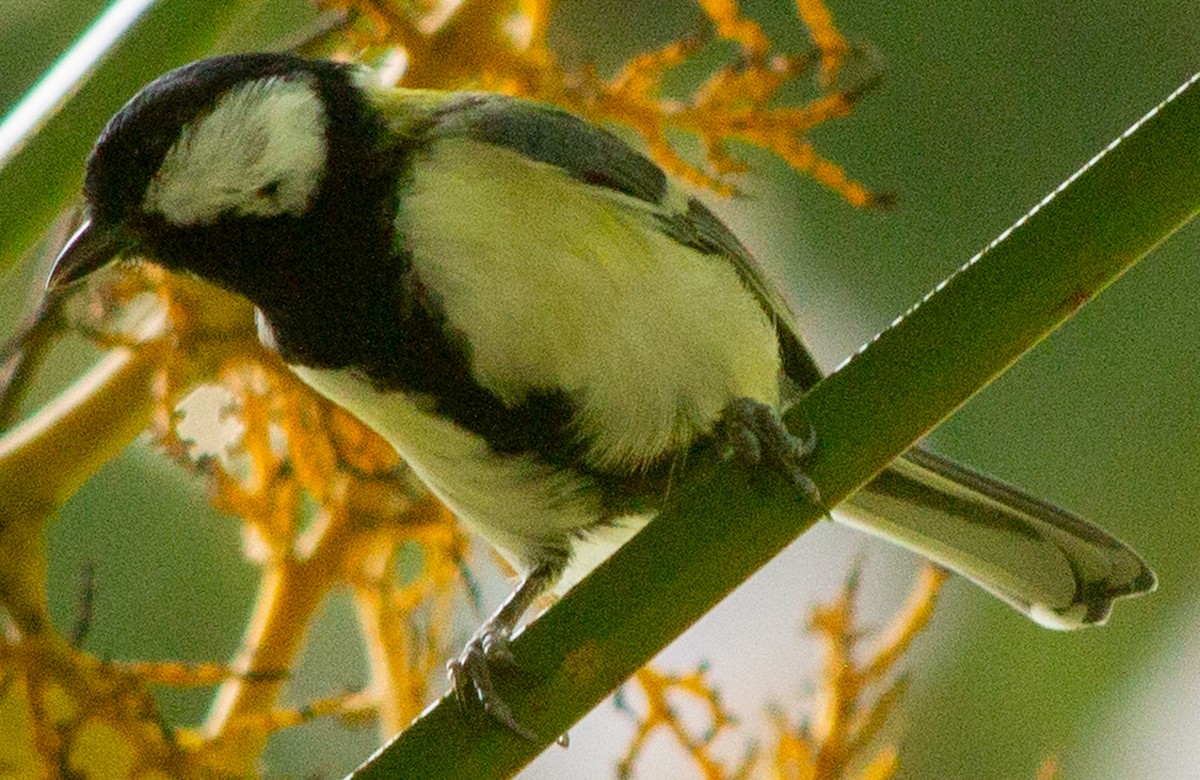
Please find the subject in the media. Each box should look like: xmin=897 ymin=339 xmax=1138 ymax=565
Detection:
xmin=47 ymin=52 xmax=393 ymax=303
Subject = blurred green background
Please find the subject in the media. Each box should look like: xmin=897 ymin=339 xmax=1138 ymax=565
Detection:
xmin=1 ymin=1 xmax=1197 ymax=777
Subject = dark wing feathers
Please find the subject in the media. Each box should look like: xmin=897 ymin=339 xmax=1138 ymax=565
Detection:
xmin=655 ymin=199 xmax=824 ymax=390
xmin=431 ymin=93 xmax=668 ymax=205
xmin=430 ymin=92 xmax=824 ymax=391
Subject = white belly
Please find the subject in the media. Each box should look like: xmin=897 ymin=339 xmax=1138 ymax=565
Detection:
xmin=292 ymin=365 xmax=601 ymax=559
xmin=291 ymin=366 xmax=653 ymax=590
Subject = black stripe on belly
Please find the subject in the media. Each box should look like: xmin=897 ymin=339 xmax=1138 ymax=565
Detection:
xmin=266 ymin=263 xmax=574 ymax=455
xmin=264 ymin=257 xmax=674 ymax=518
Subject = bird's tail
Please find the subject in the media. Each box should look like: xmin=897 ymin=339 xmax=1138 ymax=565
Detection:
xmin=834 ymin=445 xmax=1156 ymax=629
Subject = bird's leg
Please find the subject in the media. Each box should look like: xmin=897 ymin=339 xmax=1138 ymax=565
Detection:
xmin=447 ymin=560 xmax=560 ymax=741
xmin=716 ymin=397 xmax=821 ymax=503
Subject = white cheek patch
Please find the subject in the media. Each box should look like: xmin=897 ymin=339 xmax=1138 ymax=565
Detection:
xmin=144 ymin=77 xmax=328 ymax=225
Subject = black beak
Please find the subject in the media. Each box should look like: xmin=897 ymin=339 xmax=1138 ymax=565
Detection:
xmin=46 ymin=220 xmax=134 ymax=292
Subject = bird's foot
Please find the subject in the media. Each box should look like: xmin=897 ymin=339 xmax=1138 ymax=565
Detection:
xmin=447 ymin=622 xmax=538 ymax=741
xmin=717 ymin=397 xmax=821 ymax=503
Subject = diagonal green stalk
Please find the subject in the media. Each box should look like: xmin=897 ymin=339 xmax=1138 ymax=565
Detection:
xmin=350 ymin=71 xmax=1200 ymax=779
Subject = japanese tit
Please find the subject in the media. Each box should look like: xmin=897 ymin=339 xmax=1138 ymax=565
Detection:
xmin=48 ymin=53 xmax=1154 ymax=736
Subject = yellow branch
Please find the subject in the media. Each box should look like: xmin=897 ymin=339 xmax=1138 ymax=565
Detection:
xmin=0 ymin=310 xmax=166 ymax=635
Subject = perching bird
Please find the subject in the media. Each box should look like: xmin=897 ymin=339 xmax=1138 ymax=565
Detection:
xmin=48 ymin=52 xmax=1154 ymax=737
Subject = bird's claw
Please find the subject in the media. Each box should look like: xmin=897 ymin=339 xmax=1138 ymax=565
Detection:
xmin=447 ymin=625 xmax=538 ymax=742
xmin=718 ymin=398 xmax=821 ymax=504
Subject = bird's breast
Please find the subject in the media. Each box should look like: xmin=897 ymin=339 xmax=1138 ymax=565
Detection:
xmin=398 ymin=137 xmax=782 ymax=471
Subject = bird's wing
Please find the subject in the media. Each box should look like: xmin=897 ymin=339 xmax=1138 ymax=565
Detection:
xmin=394 ymin=89 xmax=1155 ymax=627
xmin=422 ymin=92 xmax=824 ymax=391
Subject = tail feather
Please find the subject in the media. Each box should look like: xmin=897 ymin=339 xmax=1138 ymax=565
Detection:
xmin=835 ymin=445 xmax=1156 ymax=629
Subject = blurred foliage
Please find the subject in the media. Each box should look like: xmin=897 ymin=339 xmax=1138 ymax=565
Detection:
xmin=320 ymin=0 xmax=885 ymax=202
xmin=614 ymin=564 xmax=947 ymax=780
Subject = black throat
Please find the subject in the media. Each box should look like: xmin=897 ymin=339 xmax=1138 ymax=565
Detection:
xmin=140 ymin=60 xmax=418 ymax=377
